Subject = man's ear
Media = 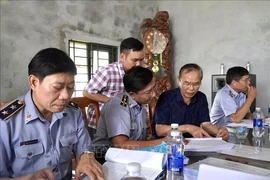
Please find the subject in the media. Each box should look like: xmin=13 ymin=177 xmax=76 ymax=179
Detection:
xmin=129 ymin=92 xmax=136 ymax=99
xmin=28 ymin=75 xmax=39 ymax=90
xmin=120 ymin=53 xmax=126 ymax=63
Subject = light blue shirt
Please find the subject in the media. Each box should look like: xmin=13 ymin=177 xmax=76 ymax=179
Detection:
xmin=93 ymin=92 xmax=148 ymax=151
xmin=210 ymin=84 xmax=247 ymax=126
xmin=0 ymin=90 xmax=91 ymax=179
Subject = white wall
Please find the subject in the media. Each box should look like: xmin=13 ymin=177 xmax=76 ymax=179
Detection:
xmin=159 ymin=1 xmax=270 ymax=115
xmin=1 ymin=1 xmax=269 ymax=115
xmin=0 ymin=0 xmax=158 ymax=102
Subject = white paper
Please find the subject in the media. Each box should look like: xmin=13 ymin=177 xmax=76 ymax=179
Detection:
xmin=197 ymin=164 xmax=270 ymax=180
xmin=184 ymin=138 xmax=234 ymax=152
xmin=226 ymin=119 xmax=253 ymax=128
xmin=105 ymin=147 xmax=166 ymax=170
xmin=186 ymin=157 xmax=270 ymax=177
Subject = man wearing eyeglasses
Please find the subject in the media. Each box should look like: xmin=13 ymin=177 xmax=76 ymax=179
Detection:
xmin=210 ymin=66 xmax=257 ymax=126
xmin=152 ymin=63 xmax=229 ymax=140
xmin=92 ymin=66 xmax=167 ymax=164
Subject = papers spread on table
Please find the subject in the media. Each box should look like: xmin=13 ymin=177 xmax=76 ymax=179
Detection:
xmin=226 ymin=119 xmax=253 ymax=128
xmin=184 ymin=138 xmax=234 ymax=152
xmin=102 ymin=147 xmax=166 ymax=180
xmin=186 ymin=157 xmax=270 ymax=178
xmin=221 ymin=144 xmax=270 ymax=162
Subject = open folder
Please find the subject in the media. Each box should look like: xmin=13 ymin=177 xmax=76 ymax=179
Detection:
xmin=102 ymin=148 xmax=166 ymax=180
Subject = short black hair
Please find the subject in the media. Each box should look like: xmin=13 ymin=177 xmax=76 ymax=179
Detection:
xmin=179 ymin=63 xmax=203 ymax=80
xmin=120 ymin=37 xmax=144 ymax=54
xmin=28 ymin=48 xmax=77 ymax=82
xmin=226 ymin=66 xmax=249 ymax=84
xmin=123 ymin=66 xmax=153 ymax=93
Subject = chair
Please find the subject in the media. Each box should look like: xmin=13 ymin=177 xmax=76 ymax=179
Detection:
xmin=0 ymin=102 xmax=6 ymax=107
xmin=70 ymin=97 xmax=100 ymax=126
xmin=70 ymin=97 xmax=100 ymax=170
xmin=145 ymin=103 xmax=154 ymax=140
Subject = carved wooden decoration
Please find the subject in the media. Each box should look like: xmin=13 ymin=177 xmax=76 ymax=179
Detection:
xmin=140 ymin=11 xmax=172 ymax=135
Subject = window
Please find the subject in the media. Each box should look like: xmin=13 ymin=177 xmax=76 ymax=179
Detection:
xmin=69 ymin=40 xmax=118 ymax=97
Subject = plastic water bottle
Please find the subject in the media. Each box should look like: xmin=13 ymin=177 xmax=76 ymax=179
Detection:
xmin=253 ymin=107 xmax=265 ymax=152
xmin=121 ymin=162 xmax=146 ymax=180
xmin=246 ymin=62 xmax=250 ymax=72
xmin=166 ymin=127 xmax=184 ymax=180
xmin=170 ymin=123 xmax=179 ymax=132
xmin=253 ymin=107 xmax=265 ymax=138
xmin=220 ymin=63 xmax=224 ymax=74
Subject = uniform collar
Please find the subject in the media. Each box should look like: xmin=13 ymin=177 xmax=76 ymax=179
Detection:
xmin=24 ymin=90 xmax=66 ymax=124
xmin=226 ymin=84 xmax=245 ymax=98
xmin=124 ymin=91 xmax=145 ymax=109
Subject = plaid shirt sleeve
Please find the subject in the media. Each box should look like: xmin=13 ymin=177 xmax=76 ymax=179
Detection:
xmin=84 ymin=69 xmax=109 ymax=94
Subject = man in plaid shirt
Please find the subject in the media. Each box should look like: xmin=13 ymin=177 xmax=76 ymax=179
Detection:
xmin=83 ymin=37 xmax=144 ymax=139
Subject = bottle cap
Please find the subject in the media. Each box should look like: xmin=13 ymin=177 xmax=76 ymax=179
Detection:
xmin=255 ymin=107 xmax=261 ymax=111
xmin=170 ymin=131 xmax=180 ymax=136
xmin=171 ymin=123 xmax=178 ymax=129
xmin=126 ymin=162 xmax=141 ymax=173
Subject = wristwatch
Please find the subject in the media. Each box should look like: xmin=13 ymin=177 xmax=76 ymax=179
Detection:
xmin=82 ymin=151 xmax=95 ymax=156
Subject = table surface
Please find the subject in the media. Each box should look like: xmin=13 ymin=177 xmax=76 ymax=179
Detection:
xmin=185 ymin=125 xmax=270 ymax=170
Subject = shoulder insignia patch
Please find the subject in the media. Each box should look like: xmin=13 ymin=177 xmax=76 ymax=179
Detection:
xmin=68 ymin=101 xmax=79 ymax=110
xmin=0 ymin=100 xmax=25 ymax=121
xmin=120 ymin=95 xmax=128 ymax=107
xmin=229 ymin=90 xmax=235 ymax=98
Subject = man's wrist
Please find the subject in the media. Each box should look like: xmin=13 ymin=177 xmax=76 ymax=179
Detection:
xmin=82 ymin=151 xmax=95 ymax=156
xmin=216 ymin=127 xmax=221 ymax=136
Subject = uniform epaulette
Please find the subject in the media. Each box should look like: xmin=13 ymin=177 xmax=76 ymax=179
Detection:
xmin=68 ymin=101 xmax=79 ymax=110
xmin=120 ymin=95 xmax=128 ymax=107
xmin=229 ymin=90 xmax=235 ymax=98
xmin=0 ymin=100 xmax=24 ymax=121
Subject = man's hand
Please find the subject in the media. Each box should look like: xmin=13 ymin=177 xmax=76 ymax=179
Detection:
xmin=216 ymin=127 xmax=229 ymax=141
xmin=74 ymin=153 xmax=104 ymax=180
xmin=30 ymin=168 xmax=54 ymax=180
xmin=187 ymin=125 xmax=212 ymax=138
xmin=247 ymin=86 xmax=257 ymax=100
xmin=182 ymin=138 xmax=189 ymax=145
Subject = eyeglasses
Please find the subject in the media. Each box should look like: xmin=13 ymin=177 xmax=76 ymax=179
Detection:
xmin=180 ymin=80 xmax=201 ymax=87
xmin=238 ymin=77 xmax=250 ymax=82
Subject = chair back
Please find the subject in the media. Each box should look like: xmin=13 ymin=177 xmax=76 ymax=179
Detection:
xmin=0 ymin=102 xmax=6 ymax=107
xmin=70 ymin=97 xmax=100 ymax=126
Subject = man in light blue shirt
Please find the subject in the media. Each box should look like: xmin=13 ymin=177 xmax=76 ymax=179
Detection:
xmin=210 ymin=66 xmax=257 ymax=126
xmin=0 ymin=48 xmax=104 ymax=180
xmin=92 ymin=66 xmax=166 ymax=164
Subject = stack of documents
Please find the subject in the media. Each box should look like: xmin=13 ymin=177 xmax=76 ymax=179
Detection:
xmin=184 ymin=138 xmax=234 ymax=152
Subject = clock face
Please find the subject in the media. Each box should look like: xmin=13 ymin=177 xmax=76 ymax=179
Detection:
xmin=145 ymin=28 xmax=167 ymax=54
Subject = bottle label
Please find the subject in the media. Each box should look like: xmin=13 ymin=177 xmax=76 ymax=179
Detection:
xmin=253 ymin=118 xmax=263 ymax=128
xmin=167 ymin=144 xmax=184 ymax=173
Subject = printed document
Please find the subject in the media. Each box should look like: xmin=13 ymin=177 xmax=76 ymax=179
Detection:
xmin=184 ymin=138 xmax=234 ymax=152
